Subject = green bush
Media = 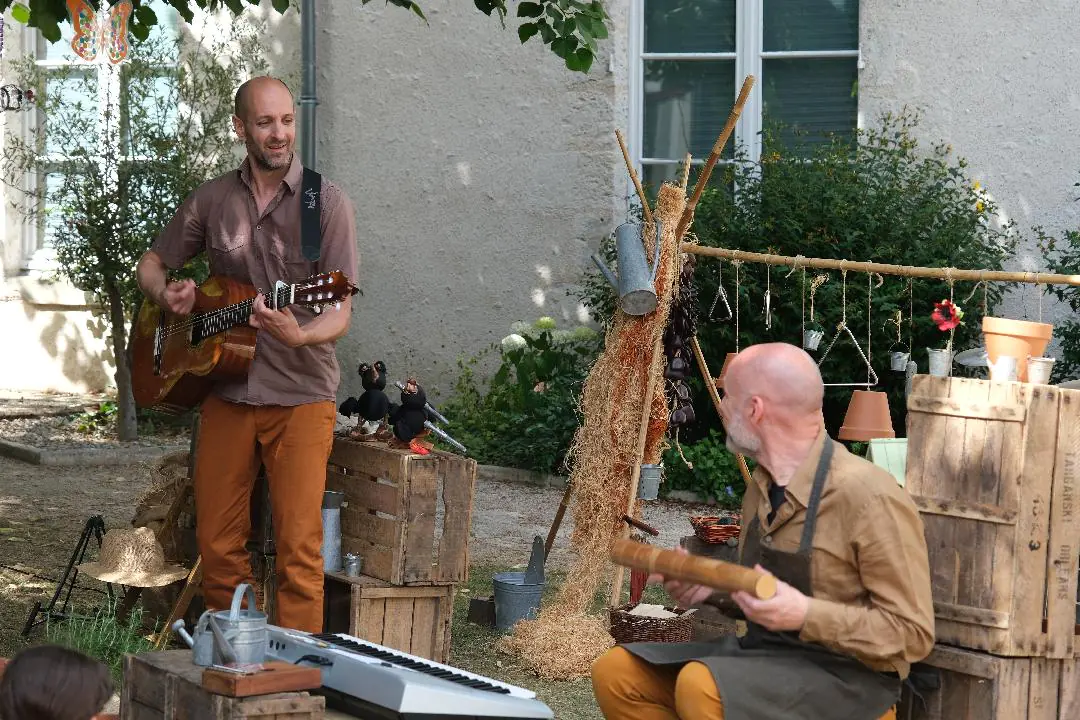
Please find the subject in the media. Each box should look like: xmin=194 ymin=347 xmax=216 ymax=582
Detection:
xmin=1035 ymin=215 xmax=1080 ymax=383
xmin=580 ymin=109 xmax=1018 ymax=443
xmin=661 ymin=430 xmax=752 ymax=508
xmin=439 ymin=319 xmax=602 ymax=475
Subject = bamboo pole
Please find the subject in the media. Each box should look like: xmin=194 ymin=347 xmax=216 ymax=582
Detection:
xmin=615 ymin=129 xmax=654 ymax=229
xmin=690 ymin=336 xmax=754 ymax=487
xmin=609 ymin=331 xmax=666 ymax=608
xmin=681 ymin=245 xmax=1080 ymax=287
xmin=674 ymin=75 xmax=756 ymax=242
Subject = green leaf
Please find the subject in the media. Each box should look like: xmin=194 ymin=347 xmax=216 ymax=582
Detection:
xmin=168 ymin=0 xmax=195 ymax=23
xmin=516 ymin=1 xmax=543 ymax=17
xmin=11 ymin=2 xmax=30 ymax=23
xmin=536 ymin=19 xmax=555 ymax=43
xmin=590 ymin=16 xmax=608 ymax=39
xmin=272 ymin=0 xmax=291 ymax=13
xmin=550 ymin=35 xmax=577 ymax=58
xmin=130 ymin=22 xmax=151 ymax=41
xmin=545 ymin=4 xmax=562 ymax=20
xmin=518 ymin=22 xmax=539 ymax=43
xmin=567 ymin=47 xmax=593 ymax=72
xmin=134 ymin=5 xmax=159 ymax=27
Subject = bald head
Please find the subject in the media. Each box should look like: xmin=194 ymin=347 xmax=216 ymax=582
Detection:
xmin=234 ymin=76 xmax=293 ymax=122
xmin=725 ymin=343 xmax=824 ymax=419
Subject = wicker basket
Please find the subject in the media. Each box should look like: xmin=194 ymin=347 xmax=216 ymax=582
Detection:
xmin=690 ymin=514 xmax=741 ymax=544
xmin=608 ymin=603 xmax=695 ymax=644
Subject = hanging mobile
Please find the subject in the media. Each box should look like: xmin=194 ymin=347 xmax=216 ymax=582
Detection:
xmin=708 ymin=260 xmax=733 ymax=321
xmin=887 ymin=309 xmax=909 ymax=372
xmin=763 ymin=257 xmax=773 ymax=332
xmin=817 ymin=269 xmax=879 ymax=388
xmin=803 ymin=273 xmax=829 ymax=351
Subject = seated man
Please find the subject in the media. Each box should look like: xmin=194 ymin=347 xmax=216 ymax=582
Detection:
xmin=592 ymin=342 xmax=935 ymax=720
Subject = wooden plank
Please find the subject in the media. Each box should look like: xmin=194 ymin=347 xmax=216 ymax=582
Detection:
xmin=409 ymin=593 xmax=438 ymax=659
xmin=907 ymin=394 xmax=1027 ymax=422
xmin=1060 ymin=659 xmax=1080 ymax=718
xmin=1012 ymin=385 xmax=1059 ymax=655
xmin=995 ymin=656 xmax=1032 ymax=720
xmin=954 ymin=378 xmax=992 ymax=612
xmin=1028 ymin=657 xmax=1062 ymax=720
xmin=341 ymin=536 xmax=396 ymax=586
xmin=912 ymin=496 xmax=1018 ymax=525
xmin=354 ymin=594 xmax=385 ymax=643
xmin=933 ymin=601 xmax=1011 ymax=629
xmin=435 ymin=454 xmax=476 ymax=583
xmin=329 ymin=438 xmax=410 ymax=483
xmin=326 ymin=468 xmax=401 ymax=516
xmin=402 ymin=460 xmax=439 ymax=583
xmin=1047 ymin=390 xmax=1080 ymax=657
xmin=340 ymin=506 xmax=400 ymax=548
xmin=201 ymin=663 xmax=322 ymax=698
xmin=924 ymin=644 xmax=1001 ymax=679
xmin=381 ymin=597 xmax=416 ymax=654
xmin=122 ymin=700 xmax=165 ymax=720
xmin=359 ymin=585 xmax=453 ymax=600
xmin=973 ymin=379 xmax=1011 ymax=631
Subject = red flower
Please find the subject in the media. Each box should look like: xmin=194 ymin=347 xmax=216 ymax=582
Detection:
xmin=932 ymin=300 xmax=964 ymax=331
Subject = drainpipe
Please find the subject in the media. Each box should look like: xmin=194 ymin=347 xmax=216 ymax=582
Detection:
xmin=299 ymin=0 xmax=318 ymax=169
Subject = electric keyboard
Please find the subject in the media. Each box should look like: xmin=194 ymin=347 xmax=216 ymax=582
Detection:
xmin=265 ymin=626 xmax=554 ymax=719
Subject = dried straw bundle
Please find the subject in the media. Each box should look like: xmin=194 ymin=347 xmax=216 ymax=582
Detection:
xmin=506 ymin=182 xmax=687 ymax=679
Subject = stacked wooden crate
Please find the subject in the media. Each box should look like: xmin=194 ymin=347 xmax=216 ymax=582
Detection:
xmin=897 ymin=375 xmax=1080 ymax=719
xmin=322 ymin=437 xmax=477 ymax=664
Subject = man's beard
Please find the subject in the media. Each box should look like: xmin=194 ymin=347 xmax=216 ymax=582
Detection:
xmin=247 ymin=136 xmax=293 ymax=171
xmin=725 ymin=414 xmax=762 ymax=457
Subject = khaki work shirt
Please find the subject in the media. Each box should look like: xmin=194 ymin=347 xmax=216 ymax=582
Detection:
xmin=720 ymin=429 xmax=935 ymax=678
xmin=151 ymin=154 xmax=359 ymax=406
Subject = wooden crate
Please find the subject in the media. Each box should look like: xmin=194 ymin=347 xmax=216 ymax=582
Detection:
xmin=323 ymin=571 xmax=455 ymax=664
xmin=326 ymin=437 xmax=476 ymax=586
xmin=120 ymin=651 xmax=324 ymax=719
xmin=904 ymin=375 xmax=1080 ymax=658
xmin=897 ymin=644 xmax=1079 ymax=720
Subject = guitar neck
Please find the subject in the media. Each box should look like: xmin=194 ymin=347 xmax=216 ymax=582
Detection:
xmin=200 ymin=284 xmax=295 ymax=335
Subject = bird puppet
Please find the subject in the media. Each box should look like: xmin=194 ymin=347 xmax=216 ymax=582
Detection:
xmin=338 ymin=360 xmax=392 ymax=440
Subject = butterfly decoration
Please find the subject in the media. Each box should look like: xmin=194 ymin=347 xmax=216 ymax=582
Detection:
xmin=65 ymin=0 xmax=133 ymax=64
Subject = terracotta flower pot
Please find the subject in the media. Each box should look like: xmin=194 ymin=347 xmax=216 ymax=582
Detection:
xmin=714 ymin=352 xmax=738 ymax=391
xmin=838 ymin=390 xmax=896 ymax=442
xmin=982 ymin=316 xmax=1053 ymax=381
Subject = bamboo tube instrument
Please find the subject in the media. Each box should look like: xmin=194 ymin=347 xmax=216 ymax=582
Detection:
xmin=611 ymin=539 xmax=777 ymax=600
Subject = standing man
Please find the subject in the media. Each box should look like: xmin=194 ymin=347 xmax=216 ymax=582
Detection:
xmin=592 ymin=343 xmax=934 ymax=720
xmin=135 ymin=76 xmax=358 ymax=633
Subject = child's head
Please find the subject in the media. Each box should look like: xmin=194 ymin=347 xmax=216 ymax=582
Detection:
xmin=0 ymin=645 xmax=114 ymax=720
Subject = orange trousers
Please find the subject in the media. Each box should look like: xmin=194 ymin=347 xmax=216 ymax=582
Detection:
xmin=592 ymin=647 xmax=898 ymax=720
xmin=193 ymin=393 xmax=336 ymax=633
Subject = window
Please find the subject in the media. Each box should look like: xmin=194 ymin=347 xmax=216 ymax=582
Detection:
xmin=22 ymin=1 xmax=180 ymax=270
xmin=629 ymin=0 xmax=860 ymax=193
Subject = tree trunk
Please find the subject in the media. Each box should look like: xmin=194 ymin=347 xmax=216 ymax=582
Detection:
xmin=107 ymin=284 xmax=139 ymax=442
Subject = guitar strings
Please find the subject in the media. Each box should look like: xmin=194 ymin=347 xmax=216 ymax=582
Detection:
xmin=159 ymin=289 xmax=284 ymax=338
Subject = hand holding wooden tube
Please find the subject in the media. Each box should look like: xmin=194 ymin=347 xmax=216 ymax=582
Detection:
xmin=610 ymin=539 xmax=777 ymax=600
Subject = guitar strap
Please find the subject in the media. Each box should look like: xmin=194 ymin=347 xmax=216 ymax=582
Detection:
xmin=301 ymin=167 xmax=322 ymax=262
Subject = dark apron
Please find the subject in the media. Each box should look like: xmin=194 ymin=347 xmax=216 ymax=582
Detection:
xmin=621 ymin=440 xmax=901 ymax=720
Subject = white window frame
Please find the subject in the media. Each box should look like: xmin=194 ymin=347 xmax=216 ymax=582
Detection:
xmin=628 ymin=0 xmax=861 ymax=196
xmin=20 ymin=13 xmax=178 ymax=272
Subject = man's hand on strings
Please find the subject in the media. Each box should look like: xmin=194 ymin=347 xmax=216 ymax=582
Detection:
xmin=158 ymin=279 xmax=196 ymax=315
xmin=250 ymin=293 xmax=305 ymax=348
xmin=731 ymin=564 xmax=809 ymax=632
xmin=648 ymin=546 xmax=714 ymax=607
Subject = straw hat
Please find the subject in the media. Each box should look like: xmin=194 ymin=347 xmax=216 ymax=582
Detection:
xmin=77 ymin=527 xmax=188 ymax=588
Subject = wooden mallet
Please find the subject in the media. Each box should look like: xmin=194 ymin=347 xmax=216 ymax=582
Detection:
xmin=610 ymin=538 xmax=777 ymax=600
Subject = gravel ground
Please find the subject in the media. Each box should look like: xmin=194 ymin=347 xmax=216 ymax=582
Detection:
xmin=0 ymin=414 xmax=189 ymax=451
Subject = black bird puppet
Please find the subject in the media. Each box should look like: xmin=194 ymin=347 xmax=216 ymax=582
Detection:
xmin=387 ymin=378 xmax=435 ymax=454
xmin=338 ymin=360 xmax=392 ymax=440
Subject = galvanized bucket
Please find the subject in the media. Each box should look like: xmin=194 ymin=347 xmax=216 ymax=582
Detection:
xmin=803 ymin=329 xmax=824 ymax=351
xmin=493 ymin=571 xmax=544 ymax=633
xmin=211 ymin=584 xmax=267 ymax=665
xmin=638 ymin=464 xmax=663 ymax=500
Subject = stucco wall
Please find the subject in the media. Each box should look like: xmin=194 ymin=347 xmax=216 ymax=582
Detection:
xmin=318 ymin=1 xmax=624 ymax=401
xmin=859 ymin=0 xmax=1080 ymax=329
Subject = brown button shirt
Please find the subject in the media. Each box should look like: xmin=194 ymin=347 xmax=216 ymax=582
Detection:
xmin=150 ymin=154 xmax=359 ymax=407
xmin=724 ymin=429 xmax=935 ymax=678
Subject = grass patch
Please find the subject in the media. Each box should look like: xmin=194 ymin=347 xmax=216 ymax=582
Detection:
xmin=449 ymin=564 xmax=671 ymax=720
xmin=45 ymin=598 xmax=157 ymax=684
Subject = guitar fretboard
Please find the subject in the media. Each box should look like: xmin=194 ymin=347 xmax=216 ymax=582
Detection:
xmin=189 ymin=285 xmax=291 ymax=344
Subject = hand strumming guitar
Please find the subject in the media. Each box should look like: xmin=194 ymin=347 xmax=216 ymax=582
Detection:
xmin=158 ymin=279 xmax=196 ymax=315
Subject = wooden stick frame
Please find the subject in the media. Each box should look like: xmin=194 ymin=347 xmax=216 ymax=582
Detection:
xmin=681 ymin=245 xmax=1080 ymax=288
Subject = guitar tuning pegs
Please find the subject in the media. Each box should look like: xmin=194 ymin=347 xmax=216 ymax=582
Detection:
xmin=313 ymin=305 xmax=322 ymax=315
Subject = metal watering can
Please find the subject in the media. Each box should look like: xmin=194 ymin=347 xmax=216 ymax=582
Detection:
xmin=172 ymin=583 xmax=267 ymax=666
xmin=591 ymin=221 xmax=664 ymax=316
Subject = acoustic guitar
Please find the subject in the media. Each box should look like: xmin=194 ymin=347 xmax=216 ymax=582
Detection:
xmin=131 ymin=271 xmax=357 ymax=414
